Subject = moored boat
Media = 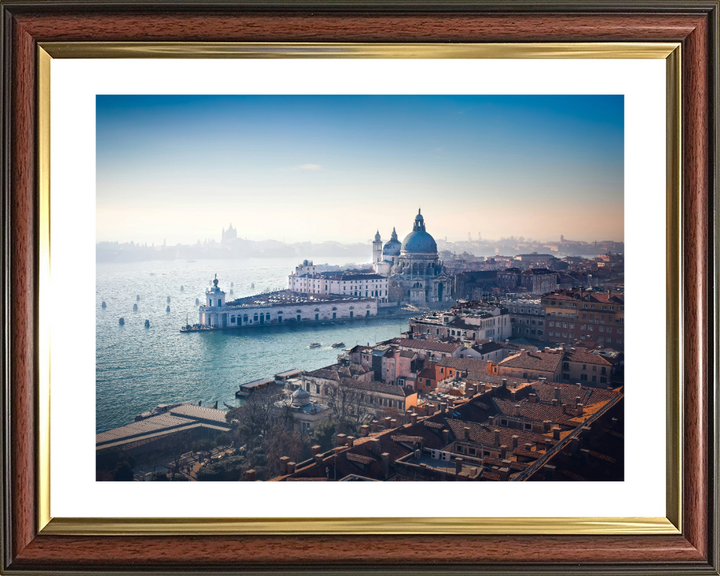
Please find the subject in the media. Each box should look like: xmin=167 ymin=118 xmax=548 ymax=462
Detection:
xmin=308 ymin=342 xmax=321 ymax=348
xmin=331 ymin=342 xmax=345 ymax=348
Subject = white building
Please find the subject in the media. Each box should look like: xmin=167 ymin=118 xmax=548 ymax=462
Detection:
xmin=289 ymin=271 xmax=389 ymax=302
xmin=198 ymin=280 xmax=378 ymax=329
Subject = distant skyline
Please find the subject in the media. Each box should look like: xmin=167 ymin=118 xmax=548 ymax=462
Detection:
xmin=97 ymin=95 xmax=624 ymax=245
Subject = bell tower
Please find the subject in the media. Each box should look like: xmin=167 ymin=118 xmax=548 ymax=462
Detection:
xmin=372 ymin=230 xmax=383 ymax=264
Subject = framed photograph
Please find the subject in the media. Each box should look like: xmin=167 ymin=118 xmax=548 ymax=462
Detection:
xmin=1 ymin=1 xmax=717 ymax=574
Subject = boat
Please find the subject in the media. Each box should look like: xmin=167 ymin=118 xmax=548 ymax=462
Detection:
xmin=309 ymin=342 xmax=321 ymax=348
xmin=331 ymin=342 xmax=345 ymax=348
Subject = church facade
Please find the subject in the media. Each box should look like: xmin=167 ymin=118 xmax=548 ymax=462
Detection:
xmin=373 ymin=209 xmax=453 ymax=306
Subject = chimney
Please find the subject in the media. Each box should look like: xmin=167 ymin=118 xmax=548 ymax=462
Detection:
xmin=543 ymin=420 xmax=552 ymax=431
xmin=405 ymin=410 xmax=412 ymax=424
xmin=551 ymin=398 xmax=558 ymax=407
xmin=524 ymin=443 xmax=533 ymax=451
xmin=287 ymin=462 xmax=296 ymax=474
xmin=488 ymin=415 xmax=495 ymax=426
xmin=442 ymin=429 xmax=450 ymax=444
xmin=529 ymin=393 xmax=537 ymax=404
xmin=570 ymin=436 xmax=580 ymax=455
xmin=464 ymin=426 xmax=470 ymax=441
xmin=514 ymin=404 xmax=521 ymax=416
xmin=577 ymin=403 xmax=584 ymax=416
xmin=501 ymin=378 xmax=508 ymax=388
xmin=312 ymin=445 xmax=322 ymax=455
xmin=510 ymin=390 xmax=516 ymax=401
xmin=610 ymin=417 xmax=618 ymax=429
xmin=581 ymin=426 xmax=592 ymax=440
xmin=346 ymin=436 xmax=355 ymax=448
xmin=369 ymin=438 xmax=381 ymax=456
xmin=390 ymin=418 xmax=397 ymax=429
xmin=384 ymin=417 xmax=392 ymax=429
xmin=552 ymin=426 xmax=561 ymax=440
xmin=498 ymin=467 xmax=510 ymax=480
xmin=337 ymin=433 xmax=347 ymax=447
xmin=381 ymin=452 xmax=390 ymax=479
xmin=500 ymin=445 xmax=508 ymax=459
xmin=512 ymin=435 xmax=519 ymax=450
xmin=314 ymin=453 xmax=324 ymax=465
xmin=360 ymin=424 xmax=370 ymax=437
xmin=246 ymin=469 xmax=256 ymax=481
xmin=440 ymin=402 xmax=447 ymax=414
xmin=554 ymin=387 xmax=561 ymax=401
xmin=411 ymin=413 xmax=418 ymax=425
xmin=494 ymin=429 xmax=501 ymax=447
xmin=279 ymin=456 xmax=290 ymax=475
xmin=455 ymin=457 xmax=463 ymax=476
xmin=581 ymin=448 xmax=591 ymax=464
xmin=371 ymin=420 xmax=378 ymax=432
xmin=543 ymin=465 xmax=556 ymax=480
xmin=575 ymin=396 xmax=581 ymax=407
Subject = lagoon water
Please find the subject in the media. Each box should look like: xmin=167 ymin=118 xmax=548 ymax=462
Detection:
xmin=96 ymin=257 xmax=410 ymax=433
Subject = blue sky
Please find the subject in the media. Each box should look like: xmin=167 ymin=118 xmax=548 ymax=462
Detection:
xmin=96 ymin=95 xmax=624 ymax=245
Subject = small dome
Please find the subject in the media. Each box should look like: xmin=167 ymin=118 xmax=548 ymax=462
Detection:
xmin=374 ymin=230 xmax=381 ymax=242
xmin=383 ymin=227 xmax=401 ymax=257
xmin=292 ymin=388 xmax=311 ymax=406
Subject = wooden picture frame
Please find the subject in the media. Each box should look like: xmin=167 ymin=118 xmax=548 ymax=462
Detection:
xmin=1 ymin=1 xmax=717 ymax=573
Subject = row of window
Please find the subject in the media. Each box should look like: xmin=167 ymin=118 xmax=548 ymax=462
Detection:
xmin=549 ymin=300 xmax=623 ymax=312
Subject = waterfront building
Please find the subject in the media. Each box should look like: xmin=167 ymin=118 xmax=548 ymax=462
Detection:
xmin=288 ymin=270 xmax=389 ymax=303
xmin=373 ymin=209 xmax=454 ymax=305
xmin=198 ymin=277 xmax=378 ymax=328
xmin=272 ymin=388 xmax=332 ymax=434
xmin=96 ymin=404 xmax=231 ymax=455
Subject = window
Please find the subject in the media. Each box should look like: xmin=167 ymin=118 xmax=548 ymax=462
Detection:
xmin=600 ymin=376 xmax=607 ymax=383
xmin=601 ymin=367 xmax=607 ymax=375
xmin=580 ymin=374 xmax=588 ymax=381
xmin=524 ymin=423 xmax=532 ymax=430
xmin=592 ymin=375 xmax=597 ymax=382
xmin=501 ymin=419 xmax=508 ymax=426
xmin=563 ymin=362 xmax=569 ymax=370
xmin=582 ymin=364 xmax=587 ymax=370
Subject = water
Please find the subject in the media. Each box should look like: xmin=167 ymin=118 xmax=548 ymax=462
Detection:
xmin=96 ymin=257 xmax=410 ymax=433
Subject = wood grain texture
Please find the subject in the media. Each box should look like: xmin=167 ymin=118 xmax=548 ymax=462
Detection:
xmin=13 ymin=12 xmax=704 ymax=42
xmin=2 ymin=3 xmax=717 ymax=573
xmin=9 ymin=17 xmax=37 ymax=562
xmin=9 ymin=534 xmax=708 ymax=568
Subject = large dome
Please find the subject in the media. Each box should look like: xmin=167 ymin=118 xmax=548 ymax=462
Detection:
xmin=401 ymin=209 xmax=438 ymax=254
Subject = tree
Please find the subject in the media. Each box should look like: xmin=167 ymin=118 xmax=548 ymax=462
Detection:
xmin=325 ymin=378 xmax=374 ymax=435
xmin=226 ymin=386 xmax=284 ymax=448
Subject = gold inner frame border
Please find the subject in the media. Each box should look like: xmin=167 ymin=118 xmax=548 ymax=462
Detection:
xmin=36 ymin=41 xmax=682 ymax=536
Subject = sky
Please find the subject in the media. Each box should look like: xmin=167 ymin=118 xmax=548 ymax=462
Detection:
xmin=96 ymin=95 xmax=624 ymax=246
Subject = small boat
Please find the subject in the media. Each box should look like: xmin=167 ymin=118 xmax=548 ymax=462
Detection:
xmin=167 ymin=296 xmax=171 ymax=303
xmin=136 ymin=295 xmax=140 ymax=301
xmin=180 ymin=286 xmax=184 ymax=292
xmin=309 ymin=342 xmax=321 ymax=348
xmin=195 ymin=298 xmax=200 ymax=305
xmin=331 ymin=342 xmax=345 ymax=348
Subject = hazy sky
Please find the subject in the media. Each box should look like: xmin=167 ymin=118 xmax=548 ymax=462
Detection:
xmin=96 ymin=95 xmax=624 ymax=246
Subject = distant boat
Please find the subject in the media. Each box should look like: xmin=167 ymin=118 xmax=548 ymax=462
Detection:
xmin=167 ymin=296 xmax=171 ymax=303
xmin=309 ymin=342 xmax=321 ymax=348
xmin=331 ymin=342 xmax=345 ymax=348
xmin=195 ymin=298 xmax=200 ymax=305
xmin=180 ymin=286 xmax=184 ymax=292
xmin=136 ymin=295 xmax=140 ymax=301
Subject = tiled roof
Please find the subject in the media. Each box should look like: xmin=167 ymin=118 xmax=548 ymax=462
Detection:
xmin=398 ymin=339 xmax=463 ymax=354
xmin=338 ymin=377 xmax=413 ymax=397
xmin=391 ymin=435 xmax=425 ymax=444
xmin=565 ymin=348 xmax=613 ymax=366
xmin=346 ymin=452 xmax=375 ymax=465
xmin=399 ymin=350 xmax=416 ymax=359
xmin=464 ymin=372 xmax=527 ymax=388
xmin=436 ymin=357 xmax=490 ymax=373
xmin=446 ymin=418 xmax=551 ymax=449
xmin=499 ymin=351 xmax=562 ymax=373
xmin=543 ymin=289 xmax=624 ymax=306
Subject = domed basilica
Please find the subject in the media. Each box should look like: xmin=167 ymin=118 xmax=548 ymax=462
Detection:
xmin=372 ymin=209 xmax=452 ymax=305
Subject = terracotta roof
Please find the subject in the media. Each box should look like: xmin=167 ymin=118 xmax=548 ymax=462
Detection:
xmin=398 ymin=339 xmax=463 ymax=354
xmin=391 ymin=435 xmax=425 ymax=444
xmin=436 ymin=357 xmax=491 ymax=373
xmin=499 ymin=351 xmax=563 ymax=373
xmin=564 ymin=348 xmax=613 ymax=366
xmin=346 ymin=452 xmax=375 ymax=465
xmin=399 ymin=350 xmax=416 ymax=359
xmin=338 ymin=377 xmax=414 ymax=397
xmin=418 ymin=368 xmax=436 ymax=379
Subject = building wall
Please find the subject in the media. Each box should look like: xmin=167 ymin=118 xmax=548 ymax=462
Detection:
xmin=542 ymin=293 xmax=624 ymax=350
xmin=200 ymin=298 xmax=377 ymax=328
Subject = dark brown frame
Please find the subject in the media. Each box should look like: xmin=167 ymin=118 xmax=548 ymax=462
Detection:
xmin=1 ymin=1 xmax=718 ymax=573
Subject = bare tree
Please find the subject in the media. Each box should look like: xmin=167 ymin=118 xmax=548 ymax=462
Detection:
xmin=325 ymin=378 xmax=374 ymax=434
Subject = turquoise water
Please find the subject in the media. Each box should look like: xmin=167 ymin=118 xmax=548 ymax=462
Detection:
xmin=96 ymin=257 xmax=409 ymax=433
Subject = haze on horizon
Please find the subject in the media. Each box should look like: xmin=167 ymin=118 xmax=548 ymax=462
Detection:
xmin=97 ymin=95 xmax=624 ymax=246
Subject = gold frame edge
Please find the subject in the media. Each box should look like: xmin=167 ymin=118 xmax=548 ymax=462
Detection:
xmin=36 ymin=41 xmax=683 ymax=537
